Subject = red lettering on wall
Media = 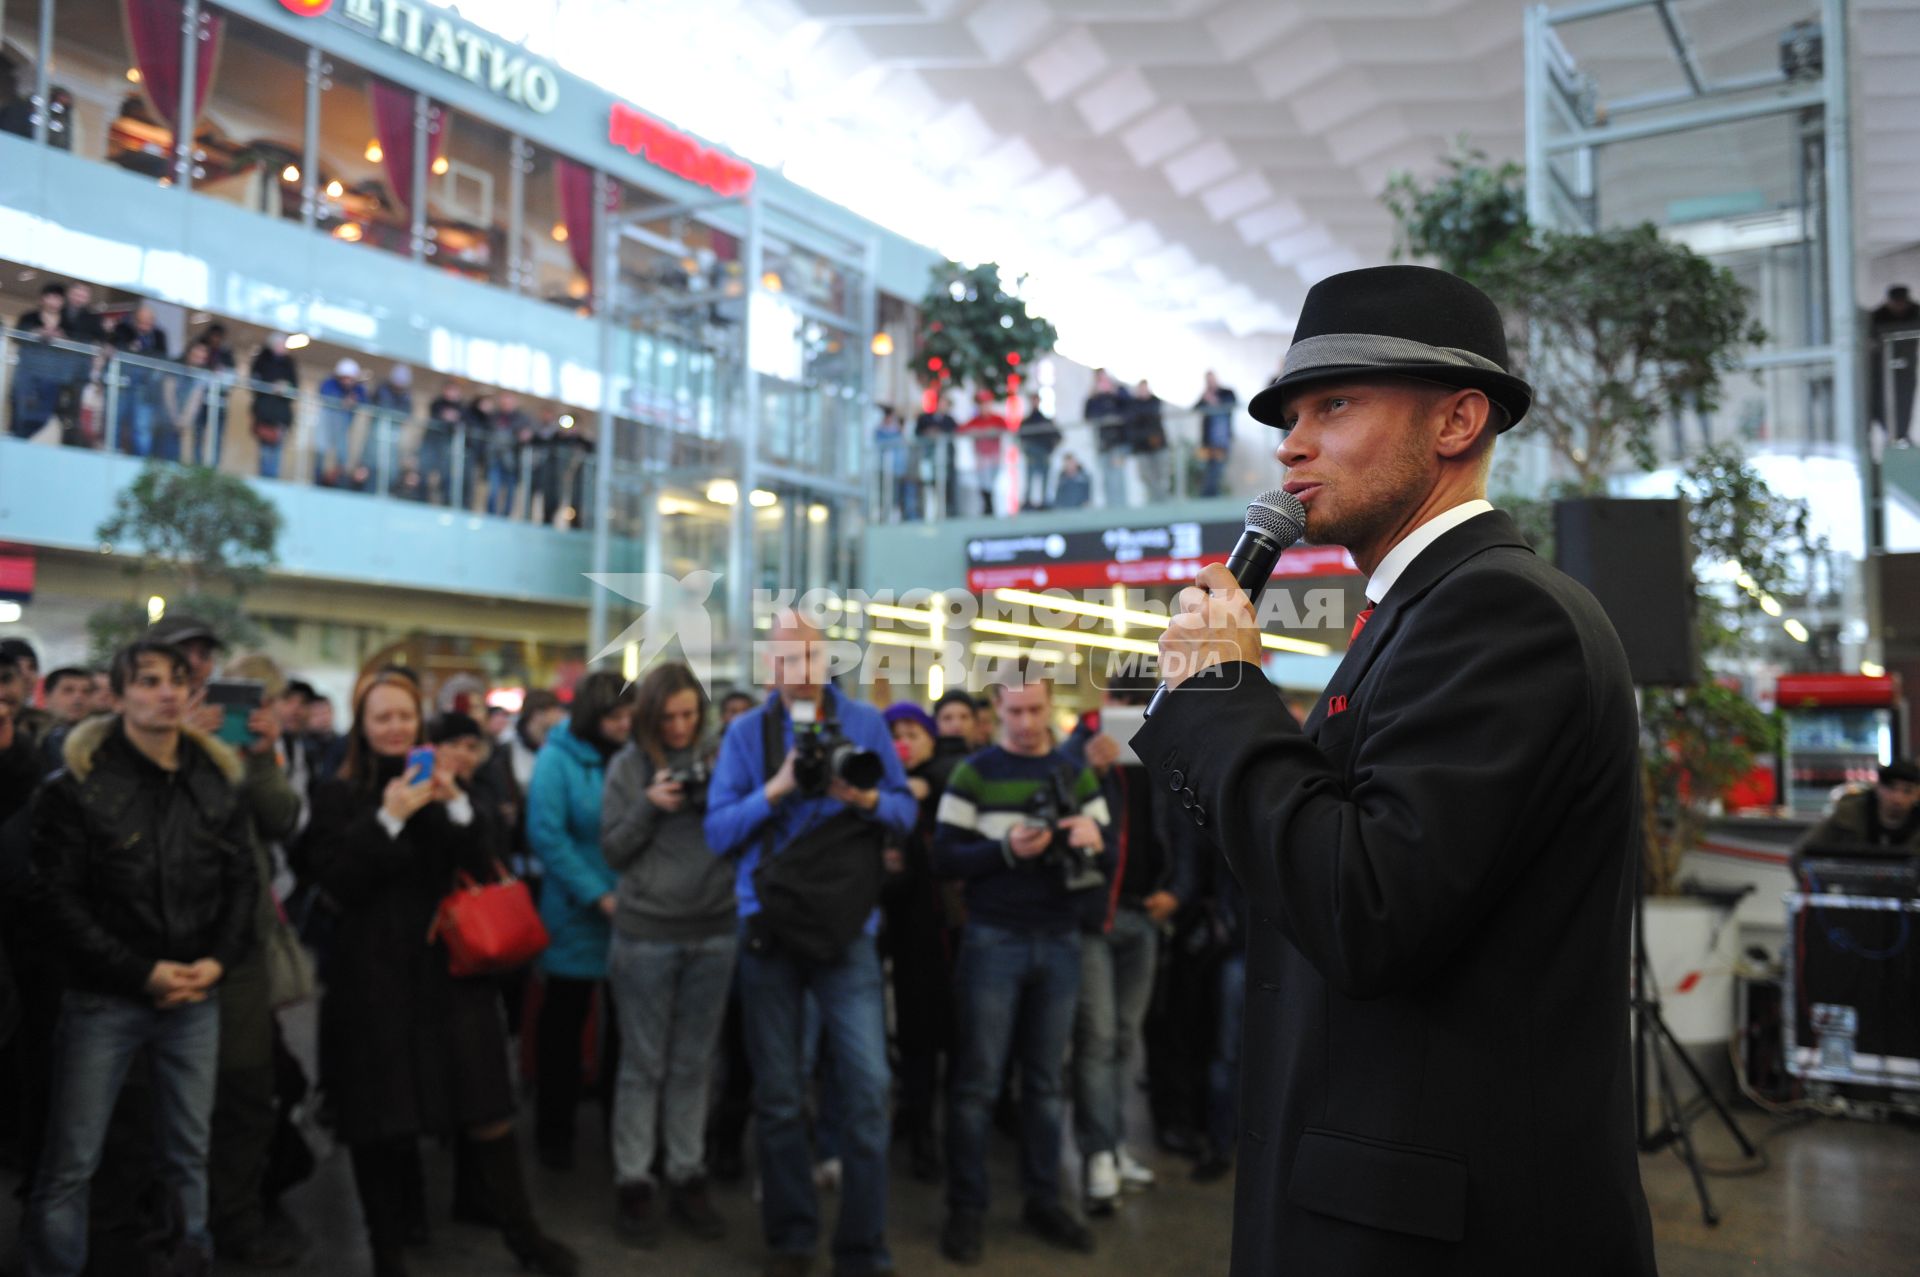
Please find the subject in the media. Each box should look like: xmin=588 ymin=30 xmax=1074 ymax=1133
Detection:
xmin=608 ymin=102 xmax=754 ymax=197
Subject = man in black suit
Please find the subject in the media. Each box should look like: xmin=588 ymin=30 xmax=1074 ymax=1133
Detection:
xmin=1134 ymin=264 xmax=1657 ymax=1275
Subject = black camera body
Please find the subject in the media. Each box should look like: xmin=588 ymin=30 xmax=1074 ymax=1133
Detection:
xmin=1025 ymin=767 xmax=1104 ymax=893
xmin=791 ymin=697 xmax=882 ymax=799
xmin=661 ymin=756 xmax=711 ymax=812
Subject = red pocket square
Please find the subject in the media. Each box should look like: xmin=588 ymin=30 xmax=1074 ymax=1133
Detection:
xmin=1326 ymin=694 xmax=1349 ymax=716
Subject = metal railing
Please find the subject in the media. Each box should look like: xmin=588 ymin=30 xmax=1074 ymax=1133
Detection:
xmin=1 ymin=329 xmax=596 ymax=528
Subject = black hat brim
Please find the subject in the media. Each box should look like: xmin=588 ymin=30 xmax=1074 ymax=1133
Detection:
xmin=1247 ymin=363 xmax=1531 ymax=432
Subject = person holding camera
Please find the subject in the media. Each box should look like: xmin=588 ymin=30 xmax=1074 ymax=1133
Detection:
xmin=704 ymin=615 xmax=916 ymax=1277
xmin=932 ymin=678 xmax=1112 ymax=1265
xmin=601 ymin=664 xmax=737 ymax=1248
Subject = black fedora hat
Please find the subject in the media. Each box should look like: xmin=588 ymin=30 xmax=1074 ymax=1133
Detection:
xmin=1248 ymin=264 xmax=1531 ymax=431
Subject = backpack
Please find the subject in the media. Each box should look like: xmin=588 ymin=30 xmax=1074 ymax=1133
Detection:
xmin=747 ymin=701 xmax=886 ymax=963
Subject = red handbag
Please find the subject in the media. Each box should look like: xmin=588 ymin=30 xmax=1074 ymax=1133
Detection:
xmin=430 ymin=866 xmax=550 ymax=978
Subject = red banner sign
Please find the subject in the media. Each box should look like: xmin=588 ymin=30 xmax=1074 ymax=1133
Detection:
xmin=965 ymin=544 xmax=1356 ymax=593
xmin=609 ymin=102 xmax=754 ymax=197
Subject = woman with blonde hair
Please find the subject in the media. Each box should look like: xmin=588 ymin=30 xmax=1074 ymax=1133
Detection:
xmin=301 ymin=670 xmax=575 ymax=1277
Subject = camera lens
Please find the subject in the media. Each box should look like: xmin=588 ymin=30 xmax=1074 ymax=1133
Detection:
xmin=833 ymin=744 xmax=883 ymax=790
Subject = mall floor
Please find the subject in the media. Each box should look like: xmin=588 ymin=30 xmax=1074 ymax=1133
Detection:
xmin=4 ymin=1074 xmax=1917 ymax=1275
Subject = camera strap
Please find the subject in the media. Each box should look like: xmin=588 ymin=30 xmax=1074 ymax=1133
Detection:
xmin=759 ymin=699 xmax=787 ymax=866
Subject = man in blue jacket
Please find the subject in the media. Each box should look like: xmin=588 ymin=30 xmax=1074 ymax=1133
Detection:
xmin=705 ymin=615 xmax=915 ymax=1277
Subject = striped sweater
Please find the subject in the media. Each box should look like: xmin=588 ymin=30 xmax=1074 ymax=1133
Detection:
xmin=932 ymin=746 xmax=1113 ymax=934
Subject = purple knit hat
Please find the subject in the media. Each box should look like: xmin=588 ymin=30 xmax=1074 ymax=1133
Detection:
xmin=882 ymin=702 xmax=938 ymax=739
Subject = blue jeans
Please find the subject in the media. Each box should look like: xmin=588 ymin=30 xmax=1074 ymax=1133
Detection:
xmin=1073 ymin=906 xmax=1159 ymax=1159
xmin=27 ymin=989 xmax=222 ymax=1277
xmin=1207 ymin=953 xmax=1246 ymax=1158
xmin=1099 ymin=447 xmax=1132 ymax=508
xmin=256 ymin=439 xmax=282 ymax=479
xmin=738 ymin=929 xmax=891 ymax=1270
xmin=486 ymin=459 xmax=517 ymax=516
xmin=607 ymin=932 xmax=738 ymax=1186
xmin=315 ymin=410 xmax=353 ymax=481
xmin=947 ymin=922 xmax=1081 ymax=1214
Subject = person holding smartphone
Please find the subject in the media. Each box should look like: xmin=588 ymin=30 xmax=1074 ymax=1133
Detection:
xmin=301 ymin=671 xmax=575 ymax=1277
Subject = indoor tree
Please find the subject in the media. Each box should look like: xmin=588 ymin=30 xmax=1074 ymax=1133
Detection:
xmin=89 ymin=463 xmax=283 ymax=660
xmin=913 ymin=261 xmax=1057 ymax=402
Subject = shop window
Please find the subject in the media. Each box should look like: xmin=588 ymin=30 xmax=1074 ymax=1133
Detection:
xmin=0 ymin=3 xmax=52 ymax=147
xmin=521 ymin=142 xmax=602 ymax=313
xmin=311 ymin=52 xmax=412 ymax=260
xmin=193 ymin=8 xmax=307 ymax=217
xmin=425 ymin=103 xmax=514 ymax=287
xmin=47 ymin=0 xmax=211 ymax=177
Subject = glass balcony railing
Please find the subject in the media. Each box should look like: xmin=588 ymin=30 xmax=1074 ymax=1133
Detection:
xmin=867 ymin=406 xmax=1289 ymax=524
xmin=1 ymin=329 xmax=597 ymax=529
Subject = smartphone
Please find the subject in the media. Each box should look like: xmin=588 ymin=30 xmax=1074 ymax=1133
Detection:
xmin=405 ymin=745 xmax=436 ymax=785
xmin=204 ymin=679 xmax=265 ymax=749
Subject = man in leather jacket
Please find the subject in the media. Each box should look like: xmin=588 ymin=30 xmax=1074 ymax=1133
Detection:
xmin=24 ymin=639 xmax=257 ymax=1277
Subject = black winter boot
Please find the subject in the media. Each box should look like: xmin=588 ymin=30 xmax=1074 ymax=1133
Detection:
xmin=349 ymin=1141 xmax=414 ymax=1277
xmin=468 ymin=1133 xmax=580 ymax=1276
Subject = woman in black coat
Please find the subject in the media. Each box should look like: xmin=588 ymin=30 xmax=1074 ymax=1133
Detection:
xmin=302 ymin=671 xmax=575 ymax=1277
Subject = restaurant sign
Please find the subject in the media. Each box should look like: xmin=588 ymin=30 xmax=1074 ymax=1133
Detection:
xmin=286 ymin=0 xmax=563 ymax=114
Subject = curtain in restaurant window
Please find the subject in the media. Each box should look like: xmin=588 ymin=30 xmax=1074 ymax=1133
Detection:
xmin=369 ymin=79 xmax=445 ymax=213
xmin=123 ymin=0 xmax=224 ymax=140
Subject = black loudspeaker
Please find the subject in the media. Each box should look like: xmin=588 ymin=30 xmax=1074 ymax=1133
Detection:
xmin=1554 ymin=497 xmax=1699 ymax=686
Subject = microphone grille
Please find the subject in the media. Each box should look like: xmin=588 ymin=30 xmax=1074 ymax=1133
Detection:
xmin=1246 ymin=489 xmax=1307 ymax=543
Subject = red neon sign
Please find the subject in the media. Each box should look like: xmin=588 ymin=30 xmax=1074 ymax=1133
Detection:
xmin=278 ymin=0 xmax=333 ymax=15
xmin=608 ymin=102 xmax=754 ymax=198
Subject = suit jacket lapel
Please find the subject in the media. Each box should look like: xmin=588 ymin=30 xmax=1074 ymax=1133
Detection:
xmin=1304 ymin=510 xmax=1534 ymax=737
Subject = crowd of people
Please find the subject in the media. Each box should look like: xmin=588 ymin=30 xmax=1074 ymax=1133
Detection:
xmin=6 ymin=280 xmax=595 ymax=526
xmin=877 ymin=368 xmax=1240 ymax=519
xmin=0 ymin=617 xmax=1247 ymax=1276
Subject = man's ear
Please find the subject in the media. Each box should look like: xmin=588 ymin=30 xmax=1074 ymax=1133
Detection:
xmin=1434 ymin=389 xmax=1494 ymax=461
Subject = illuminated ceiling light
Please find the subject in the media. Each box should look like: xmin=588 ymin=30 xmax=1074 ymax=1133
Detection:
xmin=808 ymin=504 xmax=829 ymax=523
xmin=126 ymin=67 xmax=142 ymax=83
xmin=325 ymin=179 xmax=344 ymax=198
xmin=704 ymin=479 xmax=739 ymax=505
xmin=558 ymin=414 xmax=575 ymax=428
xmin=864 ymin=631 xmax=948 ymax=653
xmin=972 ymin=616 xmax=1162 ymax=657
xmin=364 ymin=139 xmax=383 ymax=163
xmin=0 ymin=601 xmax=21 ymax=624
xmin=657 ymin=495 xmax=707 ymax=516
xmin=284 ymin=333 xmax=311 ymax=349
xmin=865 ymin=601 xmax=936 ymax=625
xmin=281 ymin=164 xmax=301 ymax=183
xmin=1758 ymin=594 xmax=1783 ymax=617
xmin=431 ymin=155 xmax=450 ymax=176
xmin=748 ymin=488 xmax=779 ymax=508
xmin=869 ymin=331 xmax=894 ymax=356
xmin=928 ymin=665 xmax=945 ymax=699
xmin=551 ymin=221 xmax=569 ymax=242
xmin=333 ymin=222 xmax=363 ymax=242
xmin=147 ymin=595 xmax=166 ymax=624
xmin=988 ymin=586 xmax=1330 ymax=656
xmin=1862 ymin=660 xmax=1887 ymax=678
xmin=1783 ymin=618 xmax=1810 ymax=643
xmin=760 ymin=271 xmax=783 ymax=292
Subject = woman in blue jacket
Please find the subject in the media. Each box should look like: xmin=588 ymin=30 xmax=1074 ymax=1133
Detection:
xmin=528 ymin=670 xmax=636 ymax=1168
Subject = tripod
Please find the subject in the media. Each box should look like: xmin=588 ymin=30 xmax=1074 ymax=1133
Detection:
xmin=1631 ymin=866 xmax=1757 ymax=1227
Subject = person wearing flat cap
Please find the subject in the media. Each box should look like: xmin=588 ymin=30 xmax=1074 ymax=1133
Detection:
xmin=1133 ymin=265 xmax=1656 ymax=1275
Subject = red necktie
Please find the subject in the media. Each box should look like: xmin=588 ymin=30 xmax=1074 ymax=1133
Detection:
xmin=1349 ymin=606 xmax=1375 ymax=644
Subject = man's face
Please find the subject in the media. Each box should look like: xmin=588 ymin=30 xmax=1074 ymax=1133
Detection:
xmin=119 ymin=654 xmax=189 ymax=733
xmin=766 ymin=622 xmax=829 ymax=703
xmin=525 ymin=706 xmax=564 ymax=748
xmin=973 ymin=703 xmax=999 ymax=748
xmin=275 ymin=692 xmax=309 ymax=735
xmin=178 ymin=638 xmax=217 ymax=690
xmin=134 ymin=308 xmax=154 ymax=333
xmin=88 ymin=673 xmax=114 ymax=714
xmin=0 ymin=665 xmax=20 ymax=713
xmin=998 ymin=684 xmax=1051 ymax=755
xmin=69 ymin=284 xmax=91 ymax=309
xmin=308 ymin=700 xmax=335 ymax=734
xmin=1877 ymin=779 xmax=1920 ymax=828
xmin=1275 ymin=380 xmax=1442 ymax=561
xmin=936 ymin=701 xmax=974 ymax=741
xmin=46 ymin=676 xmax=90 ymax=723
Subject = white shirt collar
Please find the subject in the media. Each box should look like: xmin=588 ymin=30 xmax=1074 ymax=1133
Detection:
xmin=1365 ymin=499 xmax=1495 ymax=605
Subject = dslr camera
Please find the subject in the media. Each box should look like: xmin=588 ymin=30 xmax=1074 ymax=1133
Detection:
xmin=791 ymin=696 xmax=883 ymax=799
xmin=660 ymin=756 xmax=712 ymax=813
xmin=1025 ymin=768 xmax=1105 ymax=893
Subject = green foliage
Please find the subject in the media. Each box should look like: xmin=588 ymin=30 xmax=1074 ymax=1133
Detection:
xmin=97 ymin=464 xmax=281 ymax=593
xmin=1382 ymin=141 xmax=1529 ymax=280
xmin=88 ymin=464 xmax=282 ymax=662
xmin=914 ymin=261 xmax=1058 ymax=399
xmin=1677 ymin=444 xmax=1821 ymax=656
xmin=1640 ymin=682 xmax=1781 ymax=896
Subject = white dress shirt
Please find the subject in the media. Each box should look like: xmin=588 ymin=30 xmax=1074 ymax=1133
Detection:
xmin=1364 ymin=498 xmax=1495 ymax=605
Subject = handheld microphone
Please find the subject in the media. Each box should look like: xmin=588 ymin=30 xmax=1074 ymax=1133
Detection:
xmin=1144 ymin=488 xmax=1308 ymax=718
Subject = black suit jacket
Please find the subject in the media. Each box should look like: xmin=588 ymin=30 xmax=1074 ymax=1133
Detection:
xmin=1133 ymin=510 xmax=1656 ymax=1276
